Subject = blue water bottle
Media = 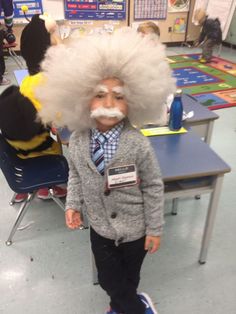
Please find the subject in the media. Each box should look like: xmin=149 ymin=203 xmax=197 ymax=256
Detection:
xmin=169 ymin=89 xmax=183 ymax=131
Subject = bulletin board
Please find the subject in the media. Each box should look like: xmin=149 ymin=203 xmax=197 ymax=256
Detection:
xmin=134 ymin=0 xmax=167 ymax=20
xmin=64 ymin=0 xmax=126 ymax=20
xmin=4 ymin=0 xmax=128 ymax=25
xmin=0 ymin=0 xmax=65 ymax=23
xmin=0 ymin=0 xmax=43 ymax=23
xmin=13 ymin=0 xmax=43 ymax=18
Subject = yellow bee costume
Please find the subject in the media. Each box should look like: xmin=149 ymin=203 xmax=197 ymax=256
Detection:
xmin=0 ymin=14 xmax=61 ymax=158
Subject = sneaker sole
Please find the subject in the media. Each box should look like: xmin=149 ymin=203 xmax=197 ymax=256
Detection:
xmin=140 ymin=292 xmax=158 ymax=314
xmin=37 ymin=194 xmax=67 ymax=200
xmin=37 ymin=195 xmax=51 ymax=200
xmin=14 ymin=199 xmax=27 ymax=203
xmin=54 ymin=194 xmax=67 ymax=198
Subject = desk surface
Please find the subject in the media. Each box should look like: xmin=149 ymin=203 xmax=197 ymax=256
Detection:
xmin=182 ymin=94 xmax=219 ymax=123
xmin=150 ymin=131 xmax=230 ymax=181
xmin=13 ymin=69 xmax=28 ymax=85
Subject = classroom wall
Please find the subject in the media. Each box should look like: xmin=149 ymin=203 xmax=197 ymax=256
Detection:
xmin=130 ymin=0 xmax=187 ymax=43
xmin=186 ymin=0 xmax=201 ymax=42
xmin=8 ymin=0 xmax=236 ymax=51
xmin=10 ymin=0 xmax=129 ymax=49
xmin=129 ymin=0 xmax=202 ymax=43
xmin=225 ymin=7 xmax=236 ymax=45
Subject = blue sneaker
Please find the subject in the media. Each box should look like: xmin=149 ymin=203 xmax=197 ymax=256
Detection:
xmin=139 ymin=292 xmax=158 ymax=314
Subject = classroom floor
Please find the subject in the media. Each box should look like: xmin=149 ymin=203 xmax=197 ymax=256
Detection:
xmin=0 ymin=45 xmax=236 ymax=314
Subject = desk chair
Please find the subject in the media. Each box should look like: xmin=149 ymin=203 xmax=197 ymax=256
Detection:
xmin=3 ymin=42 xmax=25 ymax=69
xmin=0 ymin=134 xmax=69 ymax=245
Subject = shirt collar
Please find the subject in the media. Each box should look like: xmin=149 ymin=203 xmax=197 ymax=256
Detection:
xmin=91 ymin=121 xmax=124 ymax=142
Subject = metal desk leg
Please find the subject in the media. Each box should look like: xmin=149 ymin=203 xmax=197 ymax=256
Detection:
xmin=199 ymin=174 xmax=224 ymax=264
xmin=8 ymin=48 xmax=25 ymax=69
xmin=205 ymin=120 xmax=214 ymax=145
xmin=9 ymin=193 xmax=17 ymax=205
xmin=171 ymin=198 xmax=179 ymax=215
xmin=91 ymin=250 xmax=98 ymax=284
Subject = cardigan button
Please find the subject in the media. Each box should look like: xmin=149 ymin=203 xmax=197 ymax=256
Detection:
xmin=111 ymin=212 xmax=117 ymax=219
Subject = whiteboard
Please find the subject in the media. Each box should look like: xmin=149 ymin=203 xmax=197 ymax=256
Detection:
xmin=192 ymin=0 xmax=236 ymax=40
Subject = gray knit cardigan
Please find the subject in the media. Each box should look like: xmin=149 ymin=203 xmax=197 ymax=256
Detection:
xmin=66 ymin=120 xmax=164 ymax=244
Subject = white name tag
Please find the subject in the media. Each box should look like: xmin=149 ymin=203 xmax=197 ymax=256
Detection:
xmin=107 ymin=164 xmax=138 ymax=189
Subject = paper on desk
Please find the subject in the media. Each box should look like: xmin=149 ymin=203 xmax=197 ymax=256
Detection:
xmin=140 ymin=126 xmax=187 ymax=137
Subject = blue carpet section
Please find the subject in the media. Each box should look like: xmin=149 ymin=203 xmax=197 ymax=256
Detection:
xmin=172 ymin=67 xmax=221 ymax=87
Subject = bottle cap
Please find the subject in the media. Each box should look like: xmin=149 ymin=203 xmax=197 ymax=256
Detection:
xmin=175 ymin=89 xmax=182 ymax=96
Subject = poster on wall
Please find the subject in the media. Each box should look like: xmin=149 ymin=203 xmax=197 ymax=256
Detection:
xmin=173 ymin=17 xmax=186 ymax=32
xmin=168 ymin=0 xmax=189 ymax=12
xmin=134 ymin=0 xmax=167 ymax=20
xmin=0 ymin=0 xmax=43 ymax=20
xmin=64 ymin=0 xmax=126 ymax=20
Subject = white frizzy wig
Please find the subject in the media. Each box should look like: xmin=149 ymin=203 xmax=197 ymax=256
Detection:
xmin=36 ymin=28 xmax=176 ymax=130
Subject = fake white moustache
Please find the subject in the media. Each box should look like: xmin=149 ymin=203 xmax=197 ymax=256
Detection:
xmin=90 ymin=107 xmax=125 ymax=121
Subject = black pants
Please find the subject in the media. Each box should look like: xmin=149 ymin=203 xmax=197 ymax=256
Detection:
xmin=90 ymin=228 xmax=147 ymax=314
xmin=0 ymin=29 xmax=5 ymax=81
xmin=202 ymin=38 xmax=216 ymax=61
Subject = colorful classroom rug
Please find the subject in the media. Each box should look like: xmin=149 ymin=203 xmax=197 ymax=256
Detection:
xmin=168 ymin=54 xmax=236 ymax=110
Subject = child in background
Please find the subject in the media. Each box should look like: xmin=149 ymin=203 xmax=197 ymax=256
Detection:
xmin=194 ymin=8 xmax=222 ymax=63
xmin=0 ymin=13 xmax=66 ymax=202
xmin=36 ymin=29 xmax=176 ymax=314
xmin=0 ymin=0 xmax=16 ymax=44
xmin=0 ymin=0 xmax=15 ymax=86
xmin=137 ymin=21 xmax=169 ymax=127
xmin=137 ymin=21 xmax=160 ymax=38
xmin=0 ymin=26 xmax=10 ymax=85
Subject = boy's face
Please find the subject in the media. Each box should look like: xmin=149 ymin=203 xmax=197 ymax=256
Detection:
xmin=89 ymin=78 xmax=128 ymax=132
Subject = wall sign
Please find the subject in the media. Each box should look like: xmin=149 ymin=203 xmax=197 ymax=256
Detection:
xmin=13 ymin=0 xmax=43 ymax=18
xmin=64 ymin=0 xmax=126 ymax=20
xmin=0 ymin=0 xmax=43 ymax=21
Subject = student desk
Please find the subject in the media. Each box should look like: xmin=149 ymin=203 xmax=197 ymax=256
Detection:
xmin=149 ymin=131 xmax=230 ymax=264
xmin=91 ymin=131 xmax=230 ymax=283
xmin=182 ymin=94 xmax=219 ymax=144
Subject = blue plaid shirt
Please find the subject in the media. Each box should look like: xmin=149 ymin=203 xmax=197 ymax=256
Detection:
xmin=90 ymin=121 xmax=124 ymax=166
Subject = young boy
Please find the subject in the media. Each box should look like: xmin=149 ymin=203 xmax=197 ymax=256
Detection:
xmin=194 ymin=8 xmax=222 ymax=63
xmin=0 ymin=26 xmax=10 ymax=85
xmin=36 ymin=29 xmax=176 ymax=314
xmin=137 ymin=21 xmax=160 ymax=38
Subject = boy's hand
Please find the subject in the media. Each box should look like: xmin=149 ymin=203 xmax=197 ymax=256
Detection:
xmin=145 ymin=235 xmax=161 ymax=254
xmin=65 ymin=209 xmax=83 ymax=229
